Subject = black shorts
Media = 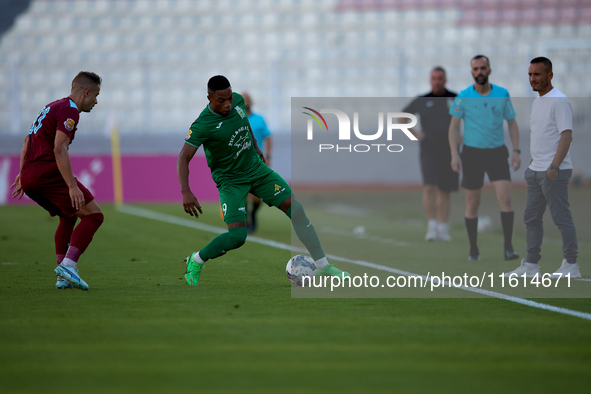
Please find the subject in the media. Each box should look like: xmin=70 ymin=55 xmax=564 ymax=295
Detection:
xmin=461 ymin=145 xmax=511 ymax=190
xmin=420 ymin=143 xmax=459 ymax=192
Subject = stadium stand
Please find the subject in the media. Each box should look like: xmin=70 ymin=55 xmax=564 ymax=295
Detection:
xmin=0 ymin=0 xmax=33 ymax=37
xmin=0 ymin=0 xmax=590 ymax=136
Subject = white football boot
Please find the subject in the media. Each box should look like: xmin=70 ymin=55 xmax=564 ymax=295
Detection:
xmin=55 ymin=263 xmax=89 ymax=291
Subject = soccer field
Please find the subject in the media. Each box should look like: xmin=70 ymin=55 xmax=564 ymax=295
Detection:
xmin=1 ymin=188 xmax=591 ymax=393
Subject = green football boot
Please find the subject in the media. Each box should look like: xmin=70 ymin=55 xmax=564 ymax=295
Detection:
xmin=317 ymin=264 xmax=350 ymax=278
xmin=184 ymin=253 xmax=203 ymax=286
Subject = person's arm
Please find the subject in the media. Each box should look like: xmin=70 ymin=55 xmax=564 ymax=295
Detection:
xmin=177 ymin=143 xmax=203 ymax=217
xmin=400 ymin=99 xmax=423 ymax=140
xmin=10 ymin=135 xmax=29 ymax=199
xmin=54 ymin=130 xmax=85 ymax=210
xmin=397 ymin=116 xmax=424 ymax=141
xmin=248 ymin=122 xmax=265 ymax=162
xmin=547 ymin=130 xmax=573 ymax=181
xmin=449 ymin=116 xmax=462 ymax=173
xmin=507 ymin=118 xmax=521 ymax=171
xmin=264 ymin=136 xmax=272 ymax=167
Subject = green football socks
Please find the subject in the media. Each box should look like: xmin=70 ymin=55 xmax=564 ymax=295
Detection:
xmin=286 ymin=200 xmax=325 ymax=261
xmin=199 ymin=226 xmax=248 ymax=261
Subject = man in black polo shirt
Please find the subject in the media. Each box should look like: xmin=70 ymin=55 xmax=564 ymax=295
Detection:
xmin=403 ymin=67 xmax=458 ymax=241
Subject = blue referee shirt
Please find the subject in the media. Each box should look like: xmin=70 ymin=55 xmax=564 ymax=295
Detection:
xmin=248 ymin=113 xmax=271 ymax=156
xmin=449 ymin=84 xmax=516 ymax=149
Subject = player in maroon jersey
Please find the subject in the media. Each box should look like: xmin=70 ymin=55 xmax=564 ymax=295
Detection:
xmin=11 ymin=71 xmax=103 ymax=290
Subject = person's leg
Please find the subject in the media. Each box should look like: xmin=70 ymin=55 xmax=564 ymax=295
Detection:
xmin=61 ymin=199 xmax=104 ymax=269
xmin=55 ymin=198 xmax=103 ymax=291
xmin=278 ymin=196 xmax=349 ymax=277
xmin=32 ymin=173 xmax=103 ymax=270
xmin=32 ymin=173 xmax=101 ymax=290
xmin=460 ymin=146 xmax=484 ymax=260
xmin=436 ymin=149 xmax=458 ymax=241
xmin=253 ymin=168 xmax=348 ymax=276
xmin=199 ymin=224 xmax=248 ymax=261
xmin=493 ymin=179 xmax=513 ymax=212
xmin=246 ymin=193 xmax=261 ymax=234
xmin=55 ymin=215 xmax=77 ymax=264
xmin=185 ymin=184 xmax=250 ymax=286
xmin=195 ymin=183 xmax=249 ymax=263
xmin=420 ymin=147 xmax=438 ymax=240
xmin=249 ymin=169 xmax=326 ymax=260
xmin=26 ymin=174 xmax=79 ymax=266
xmin=423 ymin=185 xmax=438 ymax=240
xmin=436 ymin=189 xmax=450 ymax=224
xmin=544 ymin=169 xmax=578 ymax=266
xmin=523 ymin=169 xmax=546 ymax=265
xmin=436 ymin=189 xmax=451 ymax=241
xmin=280 ymin=196 xmax=324 ymax=261
xmin=464 ymin=189 xmax=481 ymax=259
xmin=423 ymin=185 xmax=437 ymax=221
xmin=504 ymin=169 xmax=546 ymax=278
xmin=486 ymin=146 xmax=517 ymax=259
xmin=492 ymin=179 xmax=518 ymax=259
xmin=185 ymin=224 xmax=248 ymax=286
xmin=252 ymin=167 xmax=348 ymax=277
xmin=21 ymin=186 xmax=78 ymax=289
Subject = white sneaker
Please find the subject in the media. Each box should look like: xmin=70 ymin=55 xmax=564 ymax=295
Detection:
xmin=425 ymin=221 xmax=437 ymax=241
xmin=551 ymin=259 xmax=582 ymax=279
xmin=504 ymin=259 xmax=540 ymax=278
xmin=437 ymin=223 xmax=451 ymax=241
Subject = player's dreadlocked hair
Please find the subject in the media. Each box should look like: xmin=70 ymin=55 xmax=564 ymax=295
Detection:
xmin=208 ymin=75 xmax=231 ymax=92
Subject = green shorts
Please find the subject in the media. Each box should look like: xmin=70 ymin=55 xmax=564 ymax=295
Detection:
xmin=218 ymin=165 xmax=292 ymax=224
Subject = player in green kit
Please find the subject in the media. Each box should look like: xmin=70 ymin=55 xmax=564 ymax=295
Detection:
xmin=177 ymin=76 xmax=350 ymax=286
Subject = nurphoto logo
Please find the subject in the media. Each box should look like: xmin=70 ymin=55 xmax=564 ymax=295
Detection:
xmin=302 ymin=107 xmax=418 ymax=153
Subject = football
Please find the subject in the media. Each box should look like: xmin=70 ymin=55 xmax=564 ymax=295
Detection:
xmin=286 ymin=254 xmax=317 ymax=286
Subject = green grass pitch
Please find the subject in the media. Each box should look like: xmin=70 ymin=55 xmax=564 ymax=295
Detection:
xmin=1 ymin=188 xmax=591 ymax=393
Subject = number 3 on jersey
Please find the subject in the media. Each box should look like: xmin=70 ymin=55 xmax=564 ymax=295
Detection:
xmin=29 ymin=106 xmax=50 ymax=134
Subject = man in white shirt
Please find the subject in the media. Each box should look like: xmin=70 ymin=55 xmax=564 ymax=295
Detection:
xmin=505 ymin=57 xmax=581 ymax=278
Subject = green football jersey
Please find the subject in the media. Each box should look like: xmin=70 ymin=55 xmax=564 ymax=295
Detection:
xmin=185 ymin=92 xmax=264 ymax=186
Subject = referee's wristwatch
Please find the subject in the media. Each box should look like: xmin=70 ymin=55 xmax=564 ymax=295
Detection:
xmin=513 ymin=149 xmax=521 ymax=154
xmin=549 ymin=164 xmax=559 ymax=172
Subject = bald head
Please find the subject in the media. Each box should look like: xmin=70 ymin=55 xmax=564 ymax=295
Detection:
xmin=241 ymin=92 xmax=252 ymax=113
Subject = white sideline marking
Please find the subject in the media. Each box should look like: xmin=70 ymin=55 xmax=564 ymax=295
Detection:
xmin=117 ymin=205 xmax=591 ymax=322
xmin=320 ymin=226 xmax=410 ymax=246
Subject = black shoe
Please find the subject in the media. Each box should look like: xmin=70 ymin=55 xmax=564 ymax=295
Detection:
xmin=468 ymin=249 xmax=480 ymax=261
xmin=504 ymin=248 xmax=519 ymax=261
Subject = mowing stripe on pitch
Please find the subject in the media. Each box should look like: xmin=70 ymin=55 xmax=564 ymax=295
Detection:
xmin=118 ymin=204 xmax=591 ymax=322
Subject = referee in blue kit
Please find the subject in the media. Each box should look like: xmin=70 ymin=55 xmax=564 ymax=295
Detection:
xmin=449 ymin=55 xmax=521 ymax=262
